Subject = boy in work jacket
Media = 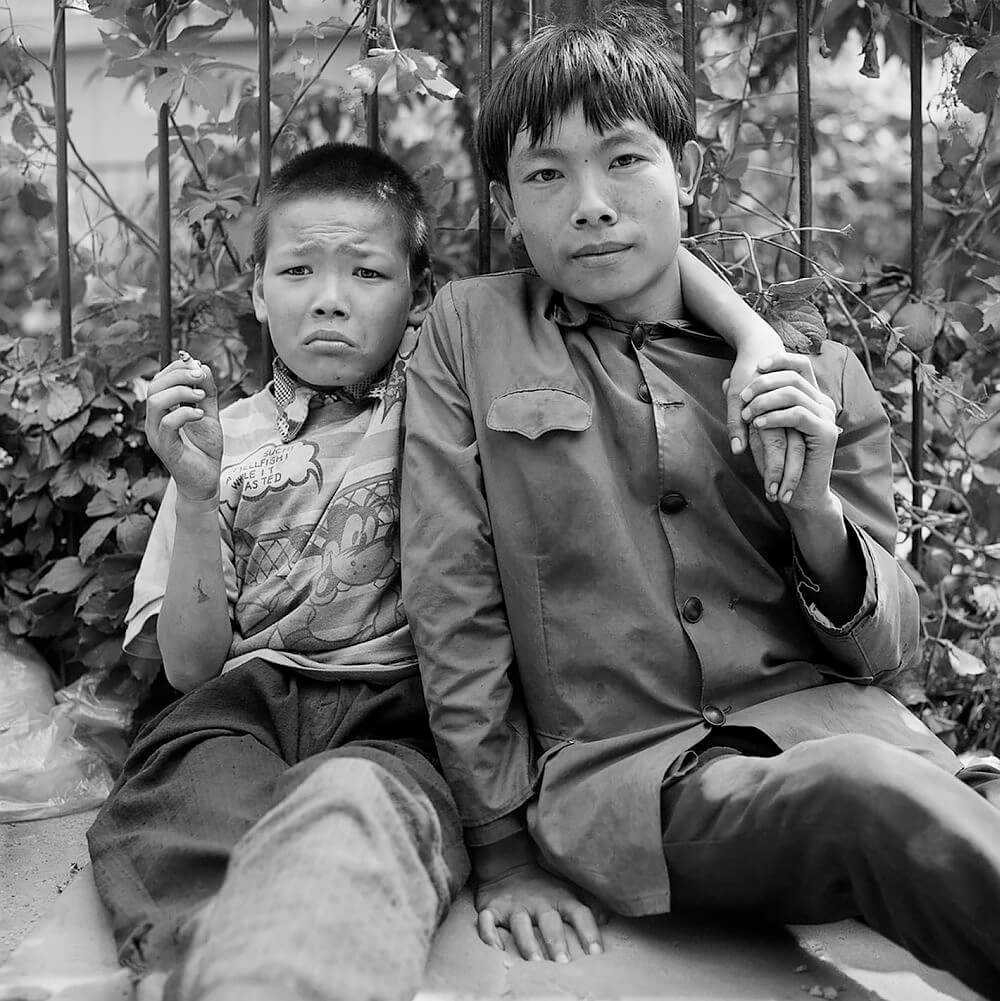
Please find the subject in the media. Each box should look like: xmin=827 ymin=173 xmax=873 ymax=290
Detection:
xmin=400 ymin=11 xmax=1000 ymax=1000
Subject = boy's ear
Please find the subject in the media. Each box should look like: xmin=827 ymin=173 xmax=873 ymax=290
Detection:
xmin=676 ymin=140 xmax=703 ymax=208
xmin=251 ymin=264 xmax=268 ymax=324
xmin=407 ymin=267 xmax=434 ymax=326
xmin=490 ymin=181 xmax=520 ymax=239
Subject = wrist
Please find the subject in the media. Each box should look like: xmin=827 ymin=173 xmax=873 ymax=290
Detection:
xmin=175 ymin=493 xmax=221 ymax=521
xmin=471 ymin=830 xmax=536 ymax=883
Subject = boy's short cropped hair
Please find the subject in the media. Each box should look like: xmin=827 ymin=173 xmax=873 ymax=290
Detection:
xmin=252 ymin=142 xmax=432 ymax=275
xmin=476 ymin=2 xmax=694 ymax=188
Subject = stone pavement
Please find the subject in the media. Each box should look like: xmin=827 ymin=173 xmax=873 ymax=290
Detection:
xmin=0 ymin=810 xmax=988 ymax=1001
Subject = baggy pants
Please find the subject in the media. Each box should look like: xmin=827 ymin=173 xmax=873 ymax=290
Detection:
xmin=660 ymin=730 xmax=1000 ymax=1001
xmin=87 ymin=660 xmax=469 ymax=1001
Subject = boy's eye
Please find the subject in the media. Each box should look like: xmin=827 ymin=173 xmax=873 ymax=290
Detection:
xmin=611 ymin=153 xmax=643 ymax=168
xmin=282 ymin=265 xmax=311 ymax=276
xmin=526 ymin=167 xmax=561 ymax=183
xmin=354 ymin=267 xmax=383 ymax=280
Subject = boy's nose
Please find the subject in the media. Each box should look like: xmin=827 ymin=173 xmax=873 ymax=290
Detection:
xmin=311 ymin=284 xmax=350 ymax=319
xmin=572 ymin=182 xmax=619 ymax=228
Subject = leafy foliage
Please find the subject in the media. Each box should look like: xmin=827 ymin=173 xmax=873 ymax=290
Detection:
xmin=0 ymin=0 xmax=999 ymax=752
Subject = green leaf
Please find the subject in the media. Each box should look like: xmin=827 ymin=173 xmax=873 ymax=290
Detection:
xmin=917 ymin=0 xmax=951 ymax=16
xmin=49 ymin=462 xmax=85 ymax=499
xmin=37 ymin=556 xmax=96 ymax=595
xmin=116 ymin=513 xmax=153 ymax=553
xmin=346 ymin=52 xmax=395 ymax=95
xmin=760 ymin=298 xmax=828 ymax=354
xmin=768 ymin=277 xmax=825 ymax=301
xmin=78 ymin=516 xmax=121 ymax=564
xmin=45 ymin=381 xmax=85 ymax=423
xmin=938 ymin=638 xmax=988 ymax=677
xmin=956 ymin=39 xmax=1000 ymax=114
xmin=11 ymin=111 xmax=37 ymax=148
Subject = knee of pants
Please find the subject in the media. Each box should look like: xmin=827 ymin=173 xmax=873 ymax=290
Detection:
xmin=780 ymin=734 xmax=934 ymax=826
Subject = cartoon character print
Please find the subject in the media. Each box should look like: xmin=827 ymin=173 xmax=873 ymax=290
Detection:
xmin=233 ymin=472 xmax=405 ymax=649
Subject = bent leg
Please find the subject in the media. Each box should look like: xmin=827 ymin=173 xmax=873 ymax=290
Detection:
xmin=87 ymin=664 xmax=293 ymax=972
xmin=661 ymin=734 xmax=1000 ymax=1000
xmin=169 ymin=751 xmax=469 ymax=1001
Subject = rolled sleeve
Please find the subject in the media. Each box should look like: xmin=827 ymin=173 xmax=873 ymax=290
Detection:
xmin=401 ymin=287 xmax=536 ymax=833
xmin=800 ymin=348 xmax=921 ymax=684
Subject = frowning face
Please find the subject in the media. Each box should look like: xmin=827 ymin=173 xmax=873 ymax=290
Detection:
xmin=253 ymin=195 xmax=430 ymax=389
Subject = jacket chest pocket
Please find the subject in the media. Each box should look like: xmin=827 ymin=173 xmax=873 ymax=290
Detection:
xmin=486 ymin=389 xmax=592 ymax=440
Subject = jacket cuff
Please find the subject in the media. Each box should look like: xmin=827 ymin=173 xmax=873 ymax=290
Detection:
xmin=464 ymin=803 xmax=530 ymax=848
xmin=792 ymin=519 xmax=876 ymax=635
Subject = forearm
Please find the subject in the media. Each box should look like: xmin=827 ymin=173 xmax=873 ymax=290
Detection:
xmin=157 ymin=494 xmax=232 ymax=691
xmin=677 ymin=245 xmax=782 ymax=352
xmin=785 ymin=492 xmax=866 ymax=626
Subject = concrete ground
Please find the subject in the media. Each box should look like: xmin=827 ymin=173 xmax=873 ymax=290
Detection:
xmin=0 ymin=810 xmax=988 ymax=1001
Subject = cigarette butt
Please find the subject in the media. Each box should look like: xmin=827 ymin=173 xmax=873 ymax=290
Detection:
xmin=178 ymin=349 xmax=192 ymax=362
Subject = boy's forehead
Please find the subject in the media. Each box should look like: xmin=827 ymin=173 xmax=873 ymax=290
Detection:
xmin=267 ymin=194 xmax=407 ymax=254
xmin=511 ymin=111 xmax=664 ymax=159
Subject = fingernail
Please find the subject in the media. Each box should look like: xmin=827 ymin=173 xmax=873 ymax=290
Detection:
xmin=753 ymin=417 xmax=765 ymax=427
xmin=730 ymin=437 xmax=743 ymax=454
xmin=739 ymin=388 xmax=752 ymax=402
xmin=193 ymin=388 xmax=205 ymax=398
xmin=556 ymin=952 xmax=569 ymax=964
xmin=759 ymin=356 xmax=773 ymax=369
xmin=769 ymin=482 xmax=779 ymax=497
xmin=781 ymin=490 xmax=793 ymax=503
xmin=740 ymin=407 xmax=751 ymax=420
xmin=589 ymin=943 xmax=603 ymax=955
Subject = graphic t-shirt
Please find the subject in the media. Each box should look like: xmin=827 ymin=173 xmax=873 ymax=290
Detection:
xmin=124 ymin=330 xmax=416 ymax=681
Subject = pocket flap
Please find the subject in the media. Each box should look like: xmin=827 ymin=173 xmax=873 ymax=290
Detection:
xmin=486 ymin=389 xmax=592 ymax=440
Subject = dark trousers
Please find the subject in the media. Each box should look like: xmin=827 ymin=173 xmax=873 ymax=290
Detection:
xmin=87 ymin=660 xmax=469 ymax=977
xmin=661 ymin=729 xmax=1000 ymax=1000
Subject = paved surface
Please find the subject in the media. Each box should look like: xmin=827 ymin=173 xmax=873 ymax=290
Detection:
xmin=0 ymin=810 xmax=987 ymax=1001
xmin=0 ymin=809 xmax=98 ymax=966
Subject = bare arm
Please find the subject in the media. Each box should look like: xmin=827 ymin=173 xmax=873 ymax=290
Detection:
xmin=145 ymin=357 xmax=231 ymax=691
xmin=677 ymin=246 xmax=805 ymax=502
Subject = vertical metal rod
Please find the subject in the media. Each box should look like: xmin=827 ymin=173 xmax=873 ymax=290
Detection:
xmin=909 ymin=2 xmax=925 ymax=572
xmin=477 ymin=0 xmax=494 ymax=274
xmin=364 ymin=3 xmax=380 ymax=148
xmin=529 ymin=0 xmax=535 ymax=35
xmin=156 ymin=0 xmax=171 ymax=368
xmin=52 ymin=1 xmax=71 ymax=359
xmin=795 ymin=0 xmax=812 ymax=277
xmin=258 ymin=0 xmax=273 ymax=380
xmin=680 ymin=0 xmax=700 ymax=237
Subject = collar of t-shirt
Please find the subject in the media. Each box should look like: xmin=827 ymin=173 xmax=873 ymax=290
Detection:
xmin=270 ymin=356 xmax=390 ymax=443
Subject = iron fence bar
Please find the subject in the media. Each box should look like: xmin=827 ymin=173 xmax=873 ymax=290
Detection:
xmin=364 ymin=3 xmax=380 ymax=148
xmin=156 ymin=0 xmax=171 ymax=368
xmin=477 ymin=0 xmax=494 ymax=274
xmin=909 ymin=2 xmax=924 ymax=572
xmin=258 ymin=0 xmax=273 ymax=381
xmin=795 ymin=0 xmax=812 ymax=278
xmin=52 ymin=1 xmax=71 ymax=359
xmin=680 ymin=0 xmax=700 ymax=237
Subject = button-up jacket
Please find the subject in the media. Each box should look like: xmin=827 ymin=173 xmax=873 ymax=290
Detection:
xmin=400 ymin=271 xmax=958 ymax=916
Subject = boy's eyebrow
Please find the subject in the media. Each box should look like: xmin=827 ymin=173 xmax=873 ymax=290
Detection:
xmin=517 ymin=128 xmax=660 ymax=163
xmin=285 ymin=240 xmax=384 ymax=259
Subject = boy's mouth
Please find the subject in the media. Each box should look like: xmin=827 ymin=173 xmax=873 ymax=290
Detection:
xmin=571 ymin=242 xmax=631 ymax=260
xmin=307 ymin=329 xmax=352 ymax=346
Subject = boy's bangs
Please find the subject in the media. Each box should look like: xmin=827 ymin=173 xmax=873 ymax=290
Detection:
xmin=480 ymin=29 xmax=694 ymax=184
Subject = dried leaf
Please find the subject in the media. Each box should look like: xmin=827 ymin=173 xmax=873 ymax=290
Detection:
xmin=759 ymin=298 xmax=828 ymax=354
xmin=939 ymin=639 xmax=988 ymax=677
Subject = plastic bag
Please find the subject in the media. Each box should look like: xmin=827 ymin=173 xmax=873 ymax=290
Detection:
xmin=0 ymin=623 xmax=114 ymax=822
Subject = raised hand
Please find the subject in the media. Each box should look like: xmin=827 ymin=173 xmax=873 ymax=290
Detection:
xmin=475 ymin=862 xmax=605 ymax=963
xmin=144 ymin=353 xmax=223 ymax=503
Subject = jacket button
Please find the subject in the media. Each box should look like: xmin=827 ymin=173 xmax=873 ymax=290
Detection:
xmin=703 ymin=704 xmax=726 ymax=726
xmin=659 ymin=492 xmax=687 ymax=515
xmin=637 ymin=382 xmax=652 ymax=404
xmin=630 ymin=325 xmax=646 ymax=349
xmin=682 ymin=596 xmax=703 ymax=623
